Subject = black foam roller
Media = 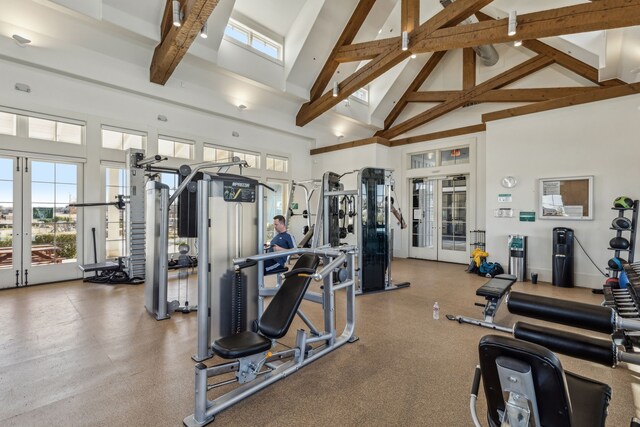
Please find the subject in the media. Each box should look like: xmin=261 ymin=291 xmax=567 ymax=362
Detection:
xmin=514 ymin=322 xmax=615 ymax=367
xmin=507 ymin=291 xmax=615 ymax=334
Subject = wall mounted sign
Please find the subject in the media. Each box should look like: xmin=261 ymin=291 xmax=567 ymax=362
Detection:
xmin=498 ymin=193 xmax=512 ymax=202
xmin=520 ymin=211 xmax=536 ymax=222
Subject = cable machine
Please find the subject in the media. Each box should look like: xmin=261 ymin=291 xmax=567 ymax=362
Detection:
xmin=313 ymin=167 xmax=409 ymax=294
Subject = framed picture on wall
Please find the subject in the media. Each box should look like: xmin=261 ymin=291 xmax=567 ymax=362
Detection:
xmin=538 ymin=176 xmax=594 ymax=220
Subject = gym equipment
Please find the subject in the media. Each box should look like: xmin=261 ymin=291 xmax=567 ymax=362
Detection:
xmin=612 ymin=216 xmax=632 ymax=230
xmin=145 ymin=159 xmax=249 ymax=320
xmin=183 ymin=236 xmax=357 ymax=427
xmin=314 ymin=168 xmax=409 ymax=294
xmin=507 ymin=235 xmax=526 ymax=282
xmin=445 ymin=274 xmax=517 ymax=332
xmin=552 ymin=227 xmax=574 ymax=287
xmin=469 ymin=291 xmax=640 ymax=427
xmin=614 ymin=196 xmax=634 ymax=209
xmin=175 ymin=243 xmax=194 ymax=313
xmin=605 ymin=200 xmax=638 ymax=291
xmin=608 ymin=257 xmax=626 ymax=271
xmin=610 ymin=236 xmax=630 ymax=250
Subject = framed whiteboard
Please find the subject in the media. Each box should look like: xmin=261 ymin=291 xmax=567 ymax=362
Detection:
xmin=538 ymin=176 xmax=593 ymax=220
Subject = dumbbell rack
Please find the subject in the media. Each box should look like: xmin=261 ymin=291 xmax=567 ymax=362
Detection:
xmin=603 ymin=200 xmax=639 ymax=349
xmin=607 ymin=200 xmax=639 ymax=279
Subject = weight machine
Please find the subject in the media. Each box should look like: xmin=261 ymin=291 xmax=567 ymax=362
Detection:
xmin=183 ymin=173 xmax=357 ymax=426
xmin=144 ymin=158 xmax=249 ymax=320
xmin=312 ymin=167 xmax=409 ymax=294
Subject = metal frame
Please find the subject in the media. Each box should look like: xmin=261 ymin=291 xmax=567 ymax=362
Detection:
xmin=314 ymin=167 xmax=409 ymax=294
xmin=185 ymin=242 xmax=357 ymax=426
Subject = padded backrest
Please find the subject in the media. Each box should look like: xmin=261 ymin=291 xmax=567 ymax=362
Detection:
xmin=479 ymin=335 xmax=573 ymax=427
xmin=258 ymin=254 xmax=320 ymax=339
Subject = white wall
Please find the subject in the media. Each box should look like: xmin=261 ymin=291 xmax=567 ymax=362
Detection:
xmin=0 ymin=59 xmax=313 ymax=266
xmin=485 ymin=94 xmax=640 ymax=288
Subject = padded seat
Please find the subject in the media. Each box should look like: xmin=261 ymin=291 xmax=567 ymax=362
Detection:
xmin=212 ymin=254 xmax=320 ymax=359
xmin=212 ymin=331 xmax=272 ymax=359
xmin=479 ymin=334 xmax=611 ymax=427
xmin=565 ymin=371 xmax=612 ymax=427
xmin=476 ymin=274 xmax=517 ymax=298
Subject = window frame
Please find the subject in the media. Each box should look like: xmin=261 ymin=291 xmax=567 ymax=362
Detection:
xmin=101 ymin=125 xmax=147 ymax=151
xmin=265 ymin=154 xmax=289 ymax=173
xmin=203 ymin=144 xmax=261 ymax=169
xmin=223 ymin=18 xmax=283 ymax=64
xmin=158 ymin=135 xmax=195 ymax=160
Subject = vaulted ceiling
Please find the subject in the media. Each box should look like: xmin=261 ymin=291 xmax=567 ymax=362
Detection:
xmin=3 ymin=0 xmax=640 ymax=151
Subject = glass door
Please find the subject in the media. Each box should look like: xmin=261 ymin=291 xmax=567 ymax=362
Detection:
xmin=438 ymin=176 xmax=468 ymax=264
xmin=409 ymin=175 xmax=469 ymax=264
xmin=0 ymin=155 xmax=83 ymax=288
xmin=409 ymin=178 xmax=437 ymax=259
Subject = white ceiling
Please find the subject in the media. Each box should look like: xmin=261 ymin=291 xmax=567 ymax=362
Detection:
xmin=3 ymin=0 xmax=640 ymax=144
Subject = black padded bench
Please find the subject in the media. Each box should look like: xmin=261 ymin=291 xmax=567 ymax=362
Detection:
xmin=446 ymin=273 xmax=517 ymax=330
xmin=475 ymin=274 xmax=517 ymax=323
xmin=213 ymin=254 xmax=320 ymax=359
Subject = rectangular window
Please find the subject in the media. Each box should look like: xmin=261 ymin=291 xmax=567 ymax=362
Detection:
xmin=105 ymin=167 xmax=126 ymax=258
xmin=28 ymin=117 xmax=83 ymax=144
xmin=203 ymin=145 xmax=260 ymax=168
xmin=101 ymin=127 xmax=146 ymax=150
xmin=224 ymin=18 xmax=283 ymax=62
xmin=0 ymin=111 xmax=17 ymax=136
xmin=440 ymin=147 xmax=469 ymax=166
xmin=158 ymin=137 xmax=194 ymax=160
xmin=266 ymin=155 xmax=288 ymax=173
xmin=410 ymin=151 xmax=436 ymax=169
xmin=265 ymin=180 xmax=289 ymax=243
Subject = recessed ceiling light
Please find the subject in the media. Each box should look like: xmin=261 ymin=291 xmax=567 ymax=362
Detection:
xmin=12 ymin=34 xmax=31 ymax=47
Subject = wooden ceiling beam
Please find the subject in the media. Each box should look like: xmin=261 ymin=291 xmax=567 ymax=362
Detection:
xmin=297 ymin=0 xmax=493 ymax=127
xmin=483 ymin=82 xmax=640 ymax=122
xmin=402 ymin=0 xmax=420 ymax=33
xmin=380 ymin=55 xmax=554 ymax=139
xmin=407 ymin=87 xmax=602 ymax=102
xmin=463 ymin=48 xmax=476 ymax=90
xmin=150 ymin=0 xmax=219 ymax=85
xmin=309 ymin=0 xmax=376 ymax=102
xmin=338 ymin=1 xmax=640 ymax=62
xmin=413 ymin=0 xmax=640 ymax=53
xmin=474 ymin=12 xmax=624 ymax=87
xmin=381 ymin=51 xmax=447 ymax=131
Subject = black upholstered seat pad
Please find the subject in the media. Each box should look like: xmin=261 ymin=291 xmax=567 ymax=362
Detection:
xmin=565 ymin=371 xmax=612 ymax=427
xmin=212 ymin=331 xmax=272 ymax=359
xmin=476 ymin=274 xmax=517 ymax=298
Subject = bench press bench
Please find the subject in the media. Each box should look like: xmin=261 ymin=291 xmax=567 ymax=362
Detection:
xmin=446 ymin=274 xmax=517 ymax=331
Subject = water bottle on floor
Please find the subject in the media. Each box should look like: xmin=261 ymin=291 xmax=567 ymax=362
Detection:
xmin=433 ymin=302 xmax=440 ymax=320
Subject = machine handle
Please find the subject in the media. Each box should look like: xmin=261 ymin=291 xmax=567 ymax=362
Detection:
xmin=471 ymin=365 xmax=481 ymax=396
xmin=513 ymin=321 xmax=616 ymax=367
xmin=507 ymin=291 xmax=616 ymax=334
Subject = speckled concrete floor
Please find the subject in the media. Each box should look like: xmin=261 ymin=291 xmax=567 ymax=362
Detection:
xmin=0 ymin=259 xmax=637 ymax=426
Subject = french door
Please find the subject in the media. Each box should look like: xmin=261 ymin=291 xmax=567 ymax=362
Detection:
xmin=409 ymin=175 xmax=469 ymax=264
xmin=0 ymin=155 xmax=83 ymax=288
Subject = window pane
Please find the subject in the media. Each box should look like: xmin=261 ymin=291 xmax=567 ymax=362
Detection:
xmin=225 ymin=24 xmax=249 ymax=44
xmin=158 ymin=139 xmax=174 ymax=157
xmin=102 ymin=129 xmax=122 ymax=149
xmin=174 ymin=142 xmax=192 ymax=159
xmin=252 ymin=37 xmax=279 ymax=59
xmin=56 ymin=163 xmax=77 ymax=185
xmin=32 ymin=183 xmax=56 ymax=204
xmin=411 ymin=151 xmax=436 ymax=169
xmin=29 ymin=117 xmax=56 ymax=140
xmin=56 ymin=184 xmax=77 ymax=205
xmin=203 ymin=146 xmax=214 ymax=162
xmin=0 ymin=112 xmax=17 ymax=136
xmin=123 ymin=133 xmax=143 ymax=150
xmin=57 ymin=122 xmax=82 ymax=144
xmin=441 ymin=147 xmax=469 ymax=166
xmin=0 ymin=158 xmax=12 ymax=181
xmin=31 ymin=161 xmax=55 ymax=183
